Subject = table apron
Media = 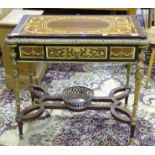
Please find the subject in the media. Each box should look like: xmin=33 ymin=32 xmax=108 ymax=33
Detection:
xmin=16 ymin=45 xmax=139 ymax=62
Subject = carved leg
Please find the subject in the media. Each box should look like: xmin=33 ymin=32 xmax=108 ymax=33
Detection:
xmin=130 ymin=47 xmax=145 ymax=145
xmin=124 ymin=64 xmax=131 ymax=108
xmin=145 ymin=48 xmax=155 ymax=88
xmin=10 ymin=46 xmax=20 ymax=113
xmin=10 ymin=46 xmax=22 ymax=138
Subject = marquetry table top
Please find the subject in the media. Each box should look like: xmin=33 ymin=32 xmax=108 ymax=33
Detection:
xmin=8 ymin=15 xmax=146 ymax=39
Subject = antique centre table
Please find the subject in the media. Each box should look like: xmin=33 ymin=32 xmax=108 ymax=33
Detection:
xmin=6 ymin=15 xmax=148 ymax=145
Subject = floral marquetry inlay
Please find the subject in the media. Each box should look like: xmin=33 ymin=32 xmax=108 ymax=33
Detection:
xmin=46 ymin=46 xmax=108 ymax=60
xmin=110 ymin=47 xmax=136 ymax=60
xmin=20 ymin=16 xmax=138 ymax=36
xmin=19 ymin=46 xmax=44 ymax=59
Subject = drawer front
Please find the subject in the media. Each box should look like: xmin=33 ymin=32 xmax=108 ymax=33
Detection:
xmin=46 ymin=46 xmax=108 ymax=60
xmin=19 ymin=46 xmax=44 ymax=59
xmin=109 ymin=47 xmax=136 ymax=60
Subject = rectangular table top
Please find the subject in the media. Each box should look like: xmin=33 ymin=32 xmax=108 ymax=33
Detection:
xmin=6 ymin=15 xmax=149 ymax=64
xmin=8 ymin=15 xmax=146 ymax=39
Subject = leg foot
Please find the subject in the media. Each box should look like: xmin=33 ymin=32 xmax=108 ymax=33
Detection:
xmin=19 ymin=134 xmax=24 ymax=140
xmin=128 ymin=138 xmax=134 ymax=145
xmin=128 ymin=124 xmax=136 ymax=145
xmin=18 ymin=121 xmax=23 ymax=140
xmin=16 ymin=114 xmax=24 ymax=139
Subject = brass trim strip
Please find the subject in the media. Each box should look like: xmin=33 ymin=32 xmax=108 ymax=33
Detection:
xmin=6 ymin=38 xmax=149 ymax=46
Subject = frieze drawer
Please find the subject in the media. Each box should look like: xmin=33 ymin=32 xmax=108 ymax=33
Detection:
xmin=19 ymin=46 xmax=44 ymax=59
xmin=109 ymin=47 xmax=136 ymax=60
xmin=46 ymin=46 xmax=108 ymax=60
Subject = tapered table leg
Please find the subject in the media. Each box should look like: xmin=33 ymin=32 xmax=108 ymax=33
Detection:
xmin=145 ymin=48 xmax=155 ymax=88
xmin=10 ymin=45 xmax=23 ymax=139
xmin=129 ymin=47 xmax=145 ymax=145
xmin=124 ymin=63 xmax=131 ymax=108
